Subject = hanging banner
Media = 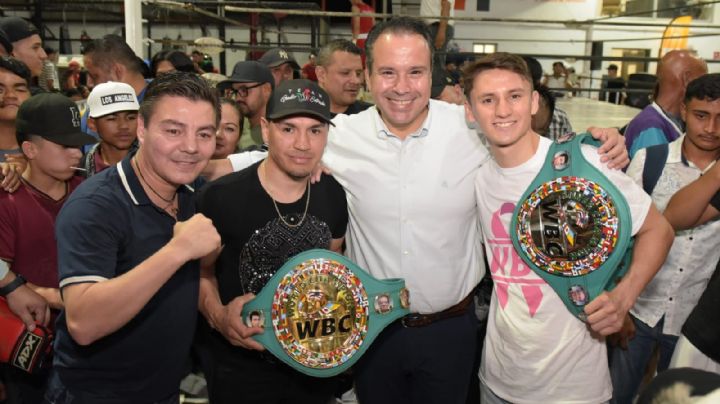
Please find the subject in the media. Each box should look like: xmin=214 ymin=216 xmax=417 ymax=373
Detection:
xmin=660 ymin=15 xmax=692 ymax=57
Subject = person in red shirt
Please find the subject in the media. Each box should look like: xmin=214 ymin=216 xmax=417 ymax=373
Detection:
xmin=301 ymin=52 xmax=318 ymax=82
xmin=350 ymin=0 xmax=375 ymax=66
xmin=0 ymin=92 xmax=96 ymax=404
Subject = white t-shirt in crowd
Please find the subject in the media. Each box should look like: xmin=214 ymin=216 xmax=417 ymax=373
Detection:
xmin=476 ymin=135 xmax=651 ymax=404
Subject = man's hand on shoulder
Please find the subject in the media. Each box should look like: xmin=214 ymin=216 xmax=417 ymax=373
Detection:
xmin=587 ymin=126 xmax=629 ymax=170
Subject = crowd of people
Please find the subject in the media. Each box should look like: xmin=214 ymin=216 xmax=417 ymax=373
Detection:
xmin=0 ymin=6 xmax=719 ymax=404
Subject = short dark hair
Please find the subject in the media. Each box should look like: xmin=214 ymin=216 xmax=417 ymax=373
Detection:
xmin=150 ymin=50 xmax=196 ymax=77
xmin=0 ymin=56 xmax=31 ymax=85
xmin=139 ymin=71 xmax=220 ymax=126
xmin=83 ymin=34 xmax=144 ymax=74
xmin=43 ymin=46 xmax=56 ymax=55
xmin=316 ymin=39 xmax=362 ymax=67
xmin=685 ymin=73 xmax=720 ymax=104
xmin=365 ymin=17 xmax=434 ymax=73
xmin=522 ymin=56 xmax=543 ymax=86
xmin=462 ymin=52 xmax=533 ymax=101
xmin=608 ymin=64 xmax=619 ymax=71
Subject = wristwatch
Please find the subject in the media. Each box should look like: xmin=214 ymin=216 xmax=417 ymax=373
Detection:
xmin=0 ymin=274 xmax=26 ymax=297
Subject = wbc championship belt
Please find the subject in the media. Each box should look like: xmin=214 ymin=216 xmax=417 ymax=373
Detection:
xmin=511 ymin=133 xmax=633 ymax=321
xmin=241 ymin=249 xmax=410 ymax=377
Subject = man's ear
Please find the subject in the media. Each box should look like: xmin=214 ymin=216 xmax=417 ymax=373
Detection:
xmin=464 ymin=98 xmax=476 ymax=124
xmin=260 ymin=117 xmax=270 ymax=146
xmin=136 ymin=116 xmax=146 ymax=146
xmin=21 ymin=140 xmax=37 ymax=160
xmin=87 ymin=117 xmax=98 ymax=133
xmin=316 ymin=66 xmax=327 ymax=84
xmin=680 ymin=101 xmax=687 ymax=123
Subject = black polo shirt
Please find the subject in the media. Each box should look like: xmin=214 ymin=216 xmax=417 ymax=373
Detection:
xmin=53 ymin=151 xmax=200 ymax=403
xmin=330 ymin=100 xmax=372 ymax=118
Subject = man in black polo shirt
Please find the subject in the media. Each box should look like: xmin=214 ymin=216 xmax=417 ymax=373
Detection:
xmin=196 ymin=79 xmax=348 ymax=404
xmin=46 ymin=72 xmax=221 ymax=404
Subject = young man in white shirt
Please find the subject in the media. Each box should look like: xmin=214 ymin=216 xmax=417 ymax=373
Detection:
xmin=611 ymin=73 xmax=720 ymax=403
xmin=463 ymin=52 xmax=674 ymax=404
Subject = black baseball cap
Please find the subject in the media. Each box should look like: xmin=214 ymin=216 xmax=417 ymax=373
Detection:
xmin=431 ymin=66 xmax=458 ymax=99
xmin=266 ymin=79 xmax=334 ymax=126
xmin=258 ymin=48 xmax=300 ymax=70
xmin=0 ymin=17 xmax=39 ymax=44
xmin=217 ymin=61 xmax=274 ymax=91
xmin=0 ymin=27 xmax=12 ymax=54
xmin=16 ymin=93 xmax=98 ymax=147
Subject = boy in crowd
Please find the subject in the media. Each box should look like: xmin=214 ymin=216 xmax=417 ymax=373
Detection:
xmin=0 ymin=92 xmax=96 ymax=403
xmin=80 ymin=81 xmax=139 ymax=177
xmin=463 ymin=52 xmax=673 ymax=403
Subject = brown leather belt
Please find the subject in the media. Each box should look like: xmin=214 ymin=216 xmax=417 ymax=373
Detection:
xmin=401 ymin=293 xmax=474 ymax=328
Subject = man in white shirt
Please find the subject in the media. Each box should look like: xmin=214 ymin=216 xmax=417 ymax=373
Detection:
xmin=611 ymin=73 xmax=720 ymax=403
xmin=463 ymin=52 xmax=673 ymax=404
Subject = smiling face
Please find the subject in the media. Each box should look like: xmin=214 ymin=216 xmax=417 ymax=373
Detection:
xmin=366 ymin=32 xmax=431 ymax=138
xmin=316 ymin=50 xmax=364 ymax=113
xmin=261 ymin=115 xmax=329 ymax=181
xmin=465 ymin=68 xmax=538 ymax=150
xmin=136 ymin=95 xmax=217 ymax=187
xmin=213 ymin=102 xmax=242 ymax=159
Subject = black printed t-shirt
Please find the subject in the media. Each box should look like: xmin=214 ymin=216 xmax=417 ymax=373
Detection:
xmin=197 ymin=160 xmax=348 ymax=340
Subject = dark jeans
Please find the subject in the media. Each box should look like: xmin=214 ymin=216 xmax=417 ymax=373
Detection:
xmin=354 ymin=304 xmax=478 ymax=404
xmin=198 ymin=343 xmax=337 ymax=404
xmin=608 ymin=314 xmax=679 ymax=404
xmin=43 ymin=370 xmax=179 ymax=404
xmin=1 ymin=364 xmax=47 ymax=404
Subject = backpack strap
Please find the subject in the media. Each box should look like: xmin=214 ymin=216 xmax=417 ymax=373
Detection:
xmin=641 ymin=144 xmax=669 ymax=195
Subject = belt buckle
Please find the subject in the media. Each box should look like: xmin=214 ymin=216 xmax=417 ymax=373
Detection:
xmin=401 ymin=313 xmax=425 ymax=328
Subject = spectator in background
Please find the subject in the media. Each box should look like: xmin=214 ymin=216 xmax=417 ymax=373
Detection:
xmin=624 ymin=50 xmax=707 ymax=158
xmin=600 ymin=64 xmax=625 ymax=104
xmin=350 ymin=0 xmax=375 ymax=66
xmin=301 ymin=52 xmax=318 ymax=82
xmin=420 ymin=0 xmax=454 ymax=67
xmin=524 ymin=56 xmax=573 ymax=140
xmin=430 ymin=64 xmax=464 ymax=105
xmin=61 ymin=60 xmax=81 ymax=91
xmin=81 ymin=81 xmax=140 ymax=177
xmin=39 ymin=47 xmax=59 ymax=92
xmin=258 ymin=48 xmax=300 ymax=87
xmin=0 ymin=57 xmax=31 ymax=176
xmin=542 ymin=61 xmax=573 ymax=97
xmin=0 ymin=93 xmax=96 ymax=404
xmin=151 ymin=50 xmax=201 ymax=77
xmin=0 ymin=17 xmax=47 ymax=91
xmin=213 ymin=98 xmax=243 ymax=159
xmin=315 ymin=39 xmax=371 ymax=117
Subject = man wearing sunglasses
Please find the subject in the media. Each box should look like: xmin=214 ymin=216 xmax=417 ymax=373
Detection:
xmin=218 ymin=61 xmax=274 ymax=151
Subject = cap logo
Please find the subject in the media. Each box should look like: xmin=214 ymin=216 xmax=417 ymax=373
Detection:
xmin=70 ymin=107 xmax=80 ymax=128
xmin=279 ymin=50 xmax=289 ymax=60
xmin=280 ymin=87 xmax=327 ymax=107
xmin=100 ymin=93 xmax=135 ymax=105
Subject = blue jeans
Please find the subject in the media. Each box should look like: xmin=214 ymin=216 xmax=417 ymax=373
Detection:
xmin=608 ymin=314 xmax=678 ymax=404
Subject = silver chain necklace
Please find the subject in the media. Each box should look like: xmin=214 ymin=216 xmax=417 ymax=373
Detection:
xmin=262 ymin=161 xmax=311 ymax=228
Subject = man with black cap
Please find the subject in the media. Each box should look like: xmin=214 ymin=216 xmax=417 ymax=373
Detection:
xmin=195 ymin=78 xmax=347 ymax=404
xmin=218 ymin=61 xmax=274 ymax=150
xmin=259 ymin=47 xmax=301 ymax=87
xmin=0 ymin=17 xmax=47 ymax=82
xmin=0 ymin=92 xmax=96 ymax=404
xmin=431 ymin=65 xmax=464 ymax=105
